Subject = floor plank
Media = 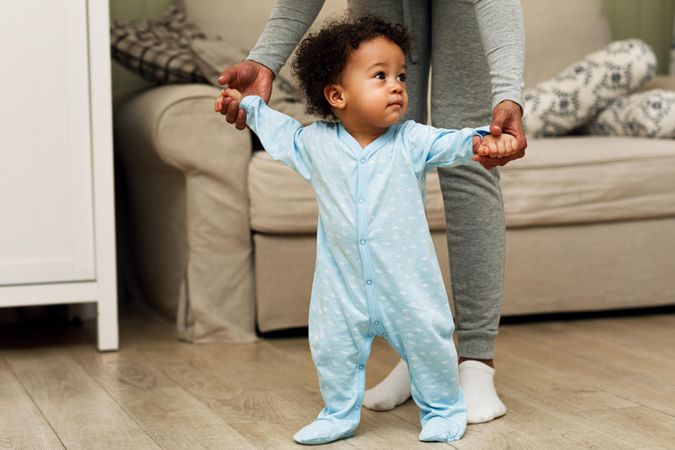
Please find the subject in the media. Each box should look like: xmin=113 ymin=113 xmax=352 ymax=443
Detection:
xmin=71 ymin=348 xmax=255 ymax=449
xmin=139 ymin=342 xmax=335 ymax=450
xmin=0 ymin=357 xmax=63 ymax=449
xmin=2 ymin=307 xmax=675 ymax=448
xmin=5 ymin=352 xmax=159 ymax=449
xmin=504 ymin=318 xmax=675 ymax=418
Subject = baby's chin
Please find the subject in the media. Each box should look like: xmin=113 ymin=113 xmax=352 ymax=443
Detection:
xmin=384 ymin=108 xmax=408 ymax=125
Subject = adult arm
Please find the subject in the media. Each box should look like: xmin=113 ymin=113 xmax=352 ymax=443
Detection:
xmin=247 ymin=0 xmax=326 ymax=76
xmin=473 ymin=0 xmax=528 ymax=167
xmin=474 ymin=0 xmax=525 ymax=110
xmin=216 ymin=0 xmax=325 ymax=129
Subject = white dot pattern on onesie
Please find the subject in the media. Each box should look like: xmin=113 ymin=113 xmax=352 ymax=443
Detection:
xmin=241 ymin=96 xmax=488 ymax=444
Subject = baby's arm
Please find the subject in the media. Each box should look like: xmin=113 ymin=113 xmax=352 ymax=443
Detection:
xmin=476 ymin=133 xmax=518 ymax=158
xmin=217 ymin=88 xmax=312 ymax=181
xmin=404 ymin=122 xmax=490 ymax=176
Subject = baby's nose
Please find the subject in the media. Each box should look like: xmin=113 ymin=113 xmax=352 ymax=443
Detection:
xmin=391 ymin=81 xmax=404 ymax=93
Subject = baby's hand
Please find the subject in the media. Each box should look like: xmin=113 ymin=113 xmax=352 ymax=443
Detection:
xmin=215 ymin=88 xmax=244 ymax=118
xmin=476 ymin=133 xmax=518 ymax=158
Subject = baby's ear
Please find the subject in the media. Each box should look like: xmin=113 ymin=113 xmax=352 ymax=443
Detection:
xmin=324 ymin=84 xmax=345 ymax=110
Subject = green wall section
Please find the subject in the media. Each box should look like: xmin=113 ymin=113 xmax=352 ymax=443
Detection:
xmin=109 ymin=0 xmax=675 ymax=108
xmin=109 ymin=0 xmax=173 ymax=20
xmin=604 ymin=0 xmax=674 ymax=74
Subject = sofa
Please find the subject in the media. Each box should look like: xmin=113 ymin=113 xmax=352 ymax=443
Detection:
xmin=114 ymin=0 xmax=675 ymax=344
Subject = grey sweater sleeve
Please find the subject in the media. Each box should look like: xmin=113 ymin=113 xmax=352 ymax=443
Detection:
xmin=474 ymin=0 xmax=526 ymax=109
xmin=246 ymin=0 xmax=326 ymax=76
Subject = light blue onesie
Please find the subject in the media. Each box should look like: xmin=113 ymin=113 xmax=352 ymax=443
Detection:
xmin=241 ymin=95 xmax=489 ymax=444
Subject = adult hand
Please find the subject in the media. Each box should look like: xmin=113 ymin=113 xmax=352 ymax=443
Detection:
xmin=214 ymin=60 xmax=274 ymax=130
xmin=472 ymin=100 xmax=527 ymax=170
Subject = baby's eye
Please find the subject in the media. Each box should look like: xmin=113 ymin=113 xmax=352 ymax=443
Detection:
xmin=374 ymin=71 xmax=386 ymax=80
xmin=397 ymin=73 xmax=407 ymax=82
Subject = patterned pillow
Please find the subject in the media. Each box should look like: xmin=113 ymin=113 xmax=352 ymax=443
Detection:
xmin=585 ymin=89 xmax=675 ymax=138
xmin=111 ymin=6 xmax=208 ymax=84
xmin=523 ymin=39 xmax=657 ymax=137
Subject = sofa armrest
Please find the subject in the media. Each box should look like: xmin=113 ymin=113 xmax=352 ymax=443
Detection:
xmin=641 ymin=75 xmax=675 ymax=92
xmin=115 ymin=84 xmax=257 ymax=343
xmin=116 ymin=84 xmax=250 ymax=172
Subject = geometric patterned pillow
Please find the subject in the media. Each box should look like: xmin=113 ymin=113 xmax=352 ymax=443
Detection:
xmin=523 ymin=39 xmax=657 ymax=137
xmin=585 ymin=89 xmax=675 ymax=138
xmin=111 ymin=6 xmax=208 ymax=84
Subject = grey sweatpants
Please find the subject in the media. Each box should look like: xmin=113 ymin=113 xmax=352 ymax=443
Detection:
xmin=350 ymin=0 xmax=506 ymax=359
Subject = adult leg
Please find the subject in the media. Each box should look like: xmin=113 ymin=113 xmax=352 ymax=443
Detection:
xmin=350 ymin=0 xmax=434 ymax=412
xmin=431 ymin=0 xmax=506 ymax=423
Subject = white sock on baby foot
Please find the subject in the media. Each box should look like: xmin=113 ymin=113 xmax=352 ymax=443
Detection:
xmin=459 ymin=360 xmax=507 ymax=424
xmin=362 ymin=359 xmax=411 ymax=411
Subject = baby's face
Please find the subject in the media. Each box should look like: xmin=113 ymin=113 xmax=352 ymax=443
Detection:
xmin=338 ymin=36 xmax=408 ymax=129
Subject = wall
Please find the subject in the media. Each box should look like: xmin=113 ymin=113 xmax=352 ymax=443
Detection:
xmin=604 ymin=0 xmax=674 ymax=75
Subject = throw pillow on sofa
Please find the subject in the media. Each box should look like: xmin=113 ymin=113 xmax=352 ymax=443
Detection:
xmin=523 ymin=39 xmax=657 ymax=137
xmin=585 ymin=89 xmax=675 ymax=138
xmin=111 ymin=6 xmax=208 ymax=84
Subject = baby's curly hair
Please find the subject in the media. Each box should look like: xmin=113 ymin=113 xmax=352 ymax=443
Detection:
xmin=292 ymin=15 xmax=412 ymax=120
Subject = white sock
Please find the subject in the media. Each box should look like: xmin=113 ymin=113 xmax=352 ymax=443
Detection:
xmin=363 ymin=359 xmax=411 ymax=411
xmin=459 ymin=360 xmax=507 ymax=424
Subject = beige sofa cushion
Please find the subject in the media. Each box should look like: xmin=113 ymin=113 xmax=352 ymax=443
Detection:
xmin=501 ymin=137 xmax=675 ymax=227
xmin=249 ymin=137 xmax=675 ymax=232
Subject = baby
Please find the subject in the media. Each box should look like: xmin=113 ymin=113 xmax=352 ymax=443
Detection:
xmin=216 ymin=15 xmax=517 ymax=445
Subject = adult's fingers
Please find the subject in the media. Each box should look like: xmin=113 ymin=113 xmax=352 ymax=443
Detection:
xmin=220 ymin=96 xmax=233 ymax=117
xmin=471 ymin=154 xmax=498 ymax=170
xmin=515 ymin=124 xmax=528 ymax=152
xmin=493 ymin=148 xmax=525 ymax=166
xmin=218 ymin=65 xmax=237 ymax=86
xmin=490 ymin=107 xmax=509 ymax=136
xmin=472 ymin=148 xmax=526 ymax=169
xmin=235 ymin=108 xmax=247 ymax=130
xmin=225 ymin=99 xmax=240 ymax=123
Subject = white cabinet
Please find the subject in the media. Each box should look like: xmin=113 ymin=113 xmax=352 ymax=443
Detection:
xmin=0 ymin=0 xmax=118 ymax=351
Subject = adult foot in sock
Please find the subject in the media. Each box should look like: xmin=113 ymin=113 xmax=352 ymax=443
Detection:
xmin=459 ymin=360 xmax=507 ymax=424
xmin=363 ymin=359 xmax=411 ymax=411
xmin=293 ymin=419 xmax=355 ymax=445
xmin=419 ymin=416 xmax=465 ymax=442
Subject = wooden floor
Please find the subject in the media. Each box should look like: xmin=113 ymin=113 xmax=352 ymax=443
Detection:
xmin=1 ymin=307 xmax=675 ymax=449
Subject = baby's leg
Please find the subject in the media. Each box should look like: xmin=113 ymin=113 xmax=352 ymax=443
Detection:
xmin=382 ymin=306 xmax=467 ymax=443
xmin=294 ymin=297 xmax=373 ymax=445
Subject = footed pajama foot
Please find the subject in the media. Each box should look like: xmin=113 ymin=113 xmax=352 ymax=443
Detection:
xmin=293 ymin=419 xmax=356 ymax=445
xmin=419 ymin=416 xmax=466 ymax=443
